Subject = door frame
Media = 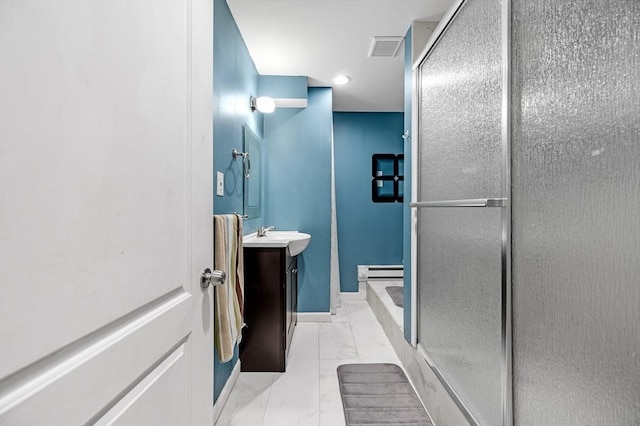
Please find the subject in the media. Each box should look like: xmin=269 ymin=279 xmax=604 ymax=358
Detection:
xmin=188 ymin=0 xmax=215 ymax=424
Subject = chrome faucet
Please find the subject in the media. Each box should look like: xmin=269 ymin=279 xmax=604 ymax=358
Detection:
xmin=257 ymin=225 xmax=275 ymax=237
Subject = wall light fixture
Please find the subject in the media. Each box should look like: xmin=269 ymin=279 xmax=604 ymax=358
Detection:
xmin=250 ymin=96 xmax=276 ymax=113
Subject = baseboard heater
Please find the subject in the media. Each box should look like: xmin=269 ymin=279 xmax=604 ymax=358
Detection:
xmin=357 ymin=265 xmax=404 ymax=282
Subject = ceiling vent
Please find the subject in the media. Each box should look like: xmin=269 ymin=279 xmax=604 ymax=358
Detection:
xmin=367 ymin=36 xmax=404 ymax=58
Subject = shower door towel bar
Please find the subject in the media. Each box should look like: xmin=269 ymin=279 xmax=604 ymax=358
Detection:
xmin=410 ymin=198 xmax=506 ymax=208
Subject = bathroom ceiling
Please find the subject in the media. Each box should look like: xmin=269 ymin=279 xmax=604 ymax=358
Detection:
xmin=226 ymin=0 xmax=455 ymax=112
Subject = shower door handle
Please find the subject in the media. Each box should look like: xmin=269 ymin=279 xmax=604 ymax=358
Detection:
xmin=410 ymin=198 xmax=506 ymax=208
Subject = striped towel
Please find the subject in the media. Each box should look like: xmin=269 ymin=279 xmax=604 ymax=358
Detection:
xmin=213 ymin=214 xmax=244 ymax=362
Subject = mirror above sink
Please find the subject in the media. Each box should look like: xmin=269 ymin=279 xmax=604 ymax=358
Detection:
xmin=243 ymin=231 xmax=311 ymax=256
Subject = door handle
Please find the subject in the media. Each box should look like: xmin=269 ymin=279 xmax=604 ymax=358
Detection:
xmin=201 ymin=268 xmax=226 ymax=289
xmin=410 ymin=198 xmax=506 ymax=208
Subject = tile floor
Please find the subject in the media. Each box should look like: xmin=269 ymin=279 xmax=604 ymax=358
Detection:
xmin=215 ymin=296 xmax=402 ymax=426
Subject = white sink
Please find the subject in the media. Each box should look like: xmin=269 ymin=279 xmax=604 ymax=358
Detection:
xmin=243 ymin=231 xmax=311 ymax=256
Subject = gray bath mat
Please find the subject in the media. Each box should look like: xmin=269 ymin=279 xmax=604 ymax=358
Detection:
xmin=385 ymin=286 xmax=404 ymax=308
xmin=337 ymin=363 xmax=431 ymax=426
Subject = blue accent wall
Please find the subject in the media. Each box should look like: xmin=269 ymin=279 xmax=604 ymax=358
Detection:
xmin=403 ymin=28 xmax=413 ymax=342
xmin=259 ymin=75 xmax=308 ymax=99
xmin=213 ymin=0 xmax=263 ymax=233
xmin=333 ymin=112 xmax=405 ymax=292
xmin=263 ymin=87 xmax=333 ymax=312
xmin=212 ymin=0 xmax=263 ymax=402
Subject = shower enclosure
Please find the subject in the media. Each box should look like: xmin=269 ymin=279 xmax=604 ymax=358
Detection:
xmin=412 ymin=0 xmax=639 ymax=425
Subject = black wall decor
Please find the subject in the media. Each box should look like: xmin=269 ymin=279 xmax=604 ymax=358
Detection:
xmin=372 ymin=154 xmax=404 ymax=202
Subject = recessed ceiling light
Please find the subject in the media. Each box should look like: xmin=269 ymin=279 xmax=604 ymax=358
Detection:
xmin=332 ymin=75 xmax=351 ymax=86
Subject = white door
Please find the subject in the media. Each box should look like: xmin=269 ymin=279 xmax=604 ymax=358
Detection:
xmin=0 ymin=1 xmax=214 ymax=425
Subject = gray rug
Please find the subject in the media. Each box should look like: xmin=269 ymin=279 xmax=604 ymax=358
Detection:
xmin=385 ymin=286 xmax=404 ymax=308
xmin=337 ymin=363 xmax=431 ymax=426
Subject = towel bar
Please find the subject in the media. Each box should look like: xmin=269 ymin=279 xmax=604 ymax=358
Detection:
xmin=232 ymin=212 xmax=249 ymax=220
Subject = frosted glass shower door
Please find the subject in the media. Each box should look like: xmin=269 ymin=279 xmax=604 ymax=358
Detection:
xmin=511 ymin=0 xmax=640 ymax=424
xmin=414 ymin=0 xmax=505 ymax=424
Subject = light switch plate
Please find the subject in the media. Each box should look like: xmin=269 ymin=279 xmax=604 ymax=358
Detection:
xmin=216 ymin=172 xmax=224 ymax=196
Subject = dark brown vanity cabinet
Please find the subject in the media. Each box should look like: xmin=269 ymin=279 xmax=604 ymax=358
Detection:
xmin=240 ymin=247 xmax=297 ymax=372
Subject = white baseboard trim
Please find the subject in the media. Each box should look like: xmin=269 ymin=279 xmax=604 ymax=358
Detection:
xmin=297 ymin=312 xmax=332 ymax=323
xmin=341 ymin=284 xmax=366 ymax=300
xmin=212 ymin=360 xmax=241 ymax=424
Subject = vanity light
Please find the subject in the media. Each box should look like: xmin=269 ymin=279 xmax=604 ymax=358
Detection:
xmin=331 ymin=75 xmax=351 ymax=85
xmin=250 ymin=96 xmax=276 ymax=113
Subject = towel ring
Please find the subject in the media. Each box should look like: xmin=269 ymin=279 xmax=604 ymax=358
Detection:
xmin=232 ymin=149 xmax=251 ymax=178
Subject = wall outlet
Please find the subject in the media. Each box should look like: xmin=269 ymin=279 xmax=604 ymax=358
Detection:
xmin=216 ymin=172 xmax=224 ymax=196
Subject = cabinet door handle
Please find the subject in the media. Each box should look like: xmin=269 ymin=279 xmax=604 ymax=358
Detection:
xmin=292 ymin=269 xmax=297 ymax=274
